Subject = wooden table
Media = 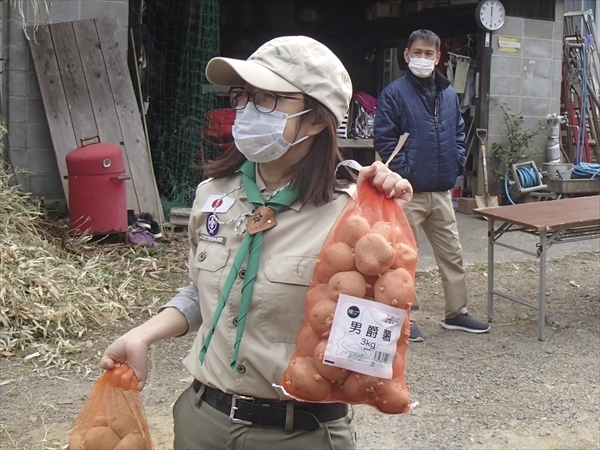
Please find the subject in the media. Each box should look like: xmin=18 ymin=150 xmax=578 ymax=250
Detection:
xmin=474 ymin=195 xmax=600 ymax=340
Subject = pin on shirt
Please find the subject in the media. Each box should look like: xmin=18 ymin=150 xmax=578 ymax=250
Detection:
xmin=246 ymin=206 xmax=277 ymax=235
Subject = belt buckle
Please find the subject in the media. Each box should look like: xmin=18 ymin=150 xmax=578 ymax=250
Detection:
xmin=229 ymin=394 xmax=255 ymax=425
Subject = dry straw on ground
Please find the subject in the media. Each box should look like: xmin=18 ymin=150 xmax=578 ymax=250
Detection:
xmin=0 ymin=167 xmax=188 ymax=371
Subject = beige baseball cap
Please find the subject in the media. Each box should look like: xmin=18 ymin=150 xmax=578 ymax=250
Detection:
xmin=205 ymin=35 xmax=352 ymax=125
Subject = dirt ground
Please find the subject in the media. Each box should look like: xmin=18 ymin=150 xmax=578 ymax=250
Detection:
xmin=0 ymin=241 xmax=598 ymax=450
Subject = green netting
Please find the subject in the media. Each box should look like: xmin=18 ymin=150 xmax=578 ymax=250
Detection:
xmin=141 ymin=0 xmax=221 ymax=213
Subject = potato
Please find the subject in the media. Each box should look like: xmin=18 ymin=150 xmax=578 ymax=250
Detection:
xmin=314 ymin=242 xmax=356 ymax=283
xmin=342 ymin=373 xmax=385 ymax=401
xmin=295 ymin=325 xmax=321 ymax=357
xmin=340 ymin=215 xmax=370 ymax=248
xmin=354 ymin=233 xmax=395 ymax=276
xmin=371 ymin=221 xmax=401 ymax=243
xmin=313 ymin=340 xmax=350 ymax=384
xmin=330 ymin=380 xmax=353 ymax=403
xmin=373 ymin=379 xmax=411 ymax=414
xmin=68 ymin=431 xmax=85 ymax=450
xmin=91 ymin=416 xmax=108 ymax=428
xmin=114 ymin=433 xmax=148 ymax=450
xmin=309 ymin=299 xmax=337 ymax=338
xmin=401 ymin=317 xmax=411 ymax=344
xmin=364 ymin=276 xmax=377 ymax=300
xmin=327 ymin=270 xmax=367 ymax=301
xmin=284 ymin=356 xmax=332 ymax=401
xmin=373 ymin=268 xmax=414 ymax=309
xmin=392 ymin=352 xmax=405 ymax=378
xmin=83 ymin=426 xmax=121 ymax=450
xmin=305 ymin=283 xmax=329 ymax=312
xmin=390 ymin=242 xmax=418 ymax=273
xmin=108 ymin=412 xmax=141 ymax=439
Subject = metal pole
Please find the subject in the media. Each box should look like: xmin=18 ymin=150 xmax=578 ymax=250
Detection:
xmin=487 ymin=218 xmax=495 ymax=321
xmin=538 ymin=230 xmax=548 ymax=341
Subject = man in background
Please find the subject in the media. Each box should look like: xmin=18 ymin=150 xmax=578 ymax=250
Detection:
xmin=374 ymin=29 xmax=490 ymax=341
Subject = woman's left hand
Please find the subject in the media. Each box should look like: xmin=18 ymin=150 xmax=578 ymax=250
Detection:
xmin=357 ymin=161 xmax=413 ymax=208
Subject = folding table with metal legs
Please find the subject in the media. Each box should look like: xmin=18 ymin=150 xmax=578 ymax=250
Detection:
xmin=474 ymin=195 xmax=600 ymax=340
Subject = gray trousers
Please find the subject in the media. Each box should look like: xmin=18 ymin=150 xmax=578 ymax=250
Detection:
xmin=172 ymin=385 xmax=356 ymax=450
xmin=404 ymin=191 xmax=469 ymax=319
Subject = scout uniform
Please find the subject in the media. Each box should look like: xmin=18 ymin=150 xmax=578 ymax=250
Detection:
xmin=187 ymin=166 xmax=355 ymax=396
xmin=168 ymin=166 xmax=357 ymax=449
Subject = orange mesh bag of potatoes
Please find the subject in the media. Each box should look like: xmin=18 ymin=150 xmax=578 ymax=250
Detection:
xmin=280 ymin=178 xmax=417 ymax=414
xmin=69 ymin=364 xmax=153 ymax=450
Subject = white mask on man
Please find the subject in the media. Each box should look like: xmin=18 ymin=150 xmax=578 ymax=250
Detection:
xmin=408 ymin=57 xmax=436 ymax=78
xmin=232 ymin=106 xmax=311 ymax=163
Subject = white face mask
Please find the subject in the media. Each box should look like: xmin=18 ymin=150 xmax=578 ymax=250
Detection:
xmin=232 ymin=106 xmax=311 ymax=163
xmin=408 ymin=57 xmax=436 ymax=78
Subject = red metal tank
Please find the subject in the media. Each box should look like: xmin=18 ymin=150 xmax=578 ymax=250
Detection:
xmin=64 ymin=137 xmax=130 ymax=235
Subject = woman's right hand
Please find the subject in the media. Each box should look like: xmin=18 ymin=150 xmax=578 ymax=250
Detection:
xmin=100 ymin=328 xmax=150 ymax=390
xmin=100 ymin=307 xmax=190 ymax=390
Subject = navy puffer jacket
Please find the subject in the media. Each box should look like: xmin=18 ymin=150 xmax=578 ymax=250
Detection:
xmin=373 ymin=70 xmax=466 ymax=193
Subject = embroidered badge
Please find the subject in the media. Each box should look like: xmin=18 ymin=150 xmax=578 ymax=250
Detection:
xmin=206 ymin=213 xmax=220 ymax=236
xmin=198 ymin=234 xmax=226 ymax=245
xmin=201 ymin=194 xmax=235 ymax=213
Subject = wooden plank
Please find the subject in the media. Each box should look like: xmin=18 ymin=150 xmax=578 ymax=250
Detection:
xmin=50 ymin=22 xmax=98 ymax=145
xmin=26 ymin=24 xmax=77 ymax=200
xmin=29 ymin=17 xmax=163 ymax=223
xmin=169 ymin=207 xmax=191 ymax=225
xmin=95 ymin=16 xmax=164 ymax=223
xmin=71 ymin=19 xmax=138 ymax=212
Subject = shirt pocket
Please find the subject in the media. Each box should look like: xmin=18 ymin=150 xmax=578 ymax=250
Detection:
xmin=257 ymin=254 xmax=316 ymax=343
xmin=191 ymin=242 xmax=231 ymax=317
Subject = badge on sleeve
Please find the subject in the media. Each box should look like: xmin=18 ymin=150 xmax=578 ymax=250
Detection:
xmin=201 ymin=195 xmax=235 ymax=213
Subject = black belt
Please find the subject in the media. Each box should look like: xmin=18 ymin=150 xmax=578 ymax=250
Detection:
xmin=192 ymin=379 xmax=348 ymax=432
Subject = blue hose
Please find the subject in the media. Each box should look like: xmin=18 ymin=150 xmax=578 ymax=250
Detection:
xmin=516 ymin=167 xmax=539 ymax=188
xmin=505 ymin=167 xmax=550 ymax=204
xmin=504 ymin=174 xmax=516 ymax=205
xmin=572 ymin=162 xmax=600 ymax=179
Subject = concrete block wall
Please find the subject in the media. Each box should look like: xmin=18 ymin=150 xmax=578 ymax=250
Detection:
xmin=1 ymin=0 xmax=129 ymax=209
xmin=487 ymin=1 xmax=565 ymax=191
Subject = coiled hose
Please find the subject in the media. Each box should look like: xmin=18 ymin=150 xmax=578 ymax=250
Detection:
xmin=504 ymin=167 xmax=559 ymax=205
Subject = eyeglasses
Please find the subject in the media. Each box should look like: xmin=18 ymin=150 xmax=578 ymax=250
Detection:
xmin=229 ymin=88 xmax=303 ymax=113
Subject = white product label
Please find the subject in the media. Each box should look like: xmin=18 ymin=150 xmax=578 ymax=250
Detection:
xmin=324 ymin=294 xmax=406 ymax=379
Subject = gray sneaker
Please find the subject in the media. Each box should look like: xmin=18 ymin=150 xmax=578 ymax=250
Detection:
xmin=409 ymin=320 xmax=424 ymax=342
xmin=442 ymin=314 xmax=490 ymax=333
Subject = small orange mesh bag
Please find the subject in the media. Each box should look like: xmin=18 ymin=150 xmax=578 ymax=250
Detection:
xmin=280 ymin=181 xmax=417 ymax=414
xmin=69 ymin=364 xmax=154 ymax=450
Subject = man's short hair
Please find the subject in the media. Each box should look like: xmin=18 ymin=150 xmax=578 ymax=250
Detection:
xmin=407 ymin=29 xmax=441 ymax=52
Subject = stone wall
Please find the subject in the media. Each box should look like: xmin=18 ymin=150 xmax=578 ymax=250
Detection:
xmin=487 ymin=1 xmax=565 ymax=191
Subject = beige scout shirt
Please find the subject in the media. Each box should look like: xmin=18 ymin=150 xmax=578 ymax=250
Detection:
xmin=182 ymin=167 xmax=355 ymax=400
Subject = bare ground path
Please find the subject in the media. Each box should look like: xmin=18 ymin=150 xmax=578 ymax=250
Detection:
xmin=1 ymin=220 xmax=598 ymax=449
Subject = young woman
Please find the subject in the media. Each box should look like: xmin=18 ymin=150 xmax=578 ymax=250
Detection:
xmin=101 ymin=35 xmax=412 ymax=449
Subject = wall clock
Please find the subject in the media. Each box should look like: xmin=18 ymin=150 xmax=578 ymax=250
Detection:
xmin=476 ymin=0 xmax=506 ymax=31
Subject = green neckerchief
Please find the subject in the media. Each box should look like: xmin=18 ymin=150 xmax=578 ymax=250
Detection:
xmin=199 ymin=160 xmax=299 ymax=371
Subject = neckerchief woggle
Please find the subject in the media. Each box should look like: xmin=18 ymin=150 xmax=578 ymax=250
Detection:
xmin=199 ymin=160 xmax=299 ymax=370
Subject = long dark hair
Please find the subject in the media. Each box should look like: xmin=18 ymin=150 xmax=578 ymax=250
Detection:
xmin=203 ymin=96 xmax=355 ymax=207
